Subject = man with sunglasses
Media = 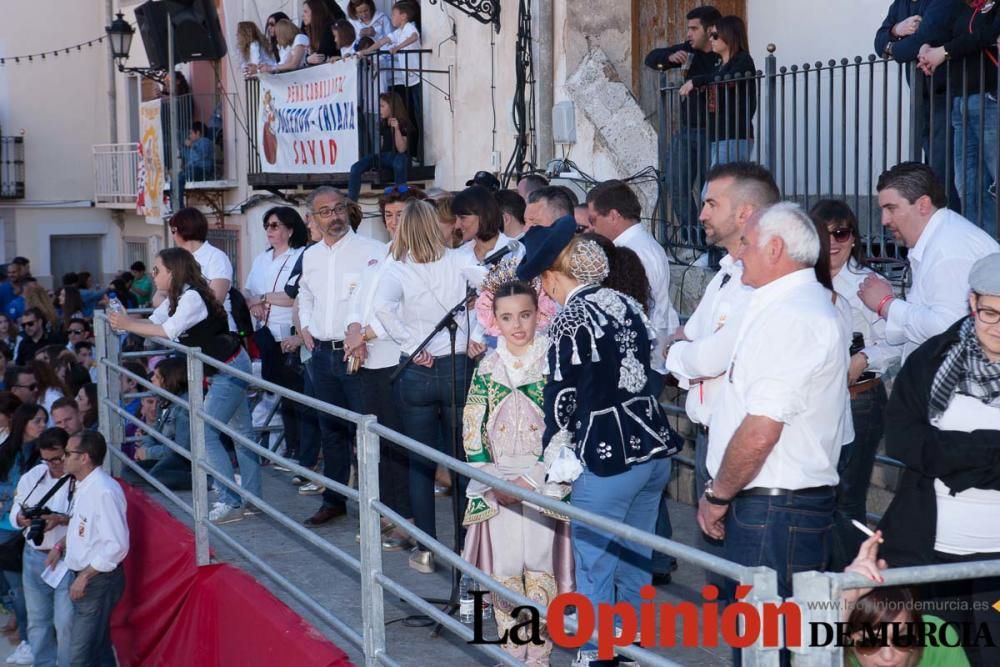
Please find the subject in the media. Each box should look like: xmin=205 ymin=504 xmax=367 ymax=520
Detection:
xmin=57 ymin=432 xmax=128 ymax=667
xmin=65 ymin=318 xmax=92 ymax=351
xmin=14 ymin=307 xmax=53 ymax=366
xmin=5 ymin=366 xmax=39 ymax=405
xmin=878 ymin=253 xmax=1000 ymax=666
xmin=11 ymin=427 xmax=74 ymax=667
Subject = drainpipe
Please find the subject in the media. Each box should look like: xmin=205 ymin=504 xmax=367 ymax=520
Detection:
xmin=105 ymin=0 xmax=119 ymax=144
xmin=533 ymin=0 xmax=554 ymax=167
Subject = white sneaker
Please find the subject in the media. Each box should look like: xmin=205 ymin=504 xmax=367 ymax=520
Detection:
xmin=208 ymin=502 xmax=244 ymax=524
xmin=298 ymin=482 xmax=324 ymax=496
xmin=6 ymin=641 xmax=32 ymax=665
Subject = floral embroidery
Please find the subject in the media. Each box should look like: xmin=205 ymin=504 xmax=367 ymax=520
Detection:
xmin=596 ymin=441 xmax=613 ymax=460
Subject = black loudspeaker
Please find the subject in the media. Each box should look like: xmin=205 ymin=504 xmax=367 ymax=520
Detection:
xmin=134 ymin=0 xmax=227 ymax=70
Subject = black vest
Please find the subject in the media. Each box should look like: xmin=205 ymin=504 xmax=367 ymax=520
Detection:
xmin=176 ymin=300 xmax=239 ymax=373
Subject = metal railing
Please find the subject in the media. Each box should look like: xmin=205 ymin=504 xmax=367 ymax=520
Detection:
xmin=0 ymin=135 xmax=25 ymax=199
xmin=657 ymin=48 xmax=1000 ymax=258
xmin=93 ymin=143 xmax=140 ymax=205
xmin=93 ymin=312 xmax=781 ymax=667
xmin=159 ymin=92 xmax=236 ymax=184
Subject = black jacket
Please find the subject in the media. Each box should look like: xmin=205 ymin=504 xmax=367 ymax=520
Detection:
xmin=690 ymin=51 xmax=757 ymax=141
xmin=878 ymin=317 xmax=1000 ymax=566
xmin=944 ymin=2 xmax=1000 ymax=97
xmin=645 ymin=42 xmax=720 ymax=130
xmin=874 ymin=0 xmax=961 ymax=62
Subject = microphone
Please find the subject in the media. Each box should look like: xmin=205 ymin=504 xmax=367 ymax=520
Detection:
xmin=481 ymin=239 xmax=522 ymax=266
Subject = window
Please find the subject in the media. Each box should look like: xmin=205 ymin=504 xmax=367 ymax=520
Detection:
xmin=124 ymin=238 xmax=148 ymax=269
xmin=207 ymin=228 xmax=241 ymax=288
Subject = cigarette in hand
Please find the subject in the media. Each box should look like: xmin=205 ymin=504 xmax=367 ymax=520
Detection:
xmin=851 ymin=519 xmax=883 ymax=543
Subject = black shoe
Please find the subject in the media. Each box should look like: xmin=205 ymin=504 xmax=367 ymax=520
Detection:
xmin=651 ymin=572 xmax=672 ymax=586
xmin=304 ymin=505 xmax=346 ymax=526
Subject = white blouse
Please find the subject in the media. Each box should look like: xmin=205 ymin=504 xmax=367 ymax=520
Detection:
xmin=149 ymin=288 xmax=208 ymax=341
xmin=245 ymin=246 xmax=304 ymax=340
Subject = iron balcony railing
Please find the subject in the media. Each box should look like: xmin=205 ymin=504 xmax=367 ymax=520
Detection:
xmin=93 ymin=143 xmax=140 ymax=205
xmin=159 ymin=91 xmax=237 ymax=185
xmin=0 ymin=135 xmax=25 ymax=199
xmin=657 ymin=47 xmax=1000 ymax=260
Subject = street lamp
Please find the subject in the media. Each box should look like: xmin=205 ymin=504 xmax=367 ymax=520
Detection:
xmin=105 ymin=12 xmax=134 ymax=64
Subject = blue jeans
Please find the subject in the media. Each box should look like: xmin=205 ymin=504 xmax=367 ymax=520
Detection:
xmin=395 ymin=355 xmax=471 ymax=541
xmin=922 ymin=91 xmax=963 ymax=212
xmin=347 ymin=151 xmax=409 ymax=202
xmin=832 ymin=384 xmax=887 ymax=570
xmin=667 ymin=128 xmax=709 ymax=240
xmin=68 ymin=567 xmax=124 ymax=667
xmin=571 ymin=457 xmax=671 ymax=649
xmin=952 ymin=93 xmax=998 ymax=237
xmin=3 ymin=566 xmax=26 ymax=643
xmin=297 ymin=361 xmax=321 ymax=469
xmin=710 ymin=139 xmax=754 ymax=166
xmin=23 ymin=546 xmax=73 ymax=667
xmin=203 ymin=349 xmax=259 ymax=508
xmin=308 ymin=346 xmax=363 ymax=511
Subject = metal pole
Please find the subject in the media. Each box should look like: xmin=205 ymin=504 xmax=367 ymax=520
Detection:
xmin=186 ymin=348 xmax=211 ymax=566
xmin=168 ymin=16 xmax=182 ymax=221
xmin=357 ymin=416 xmax=387 ymax=665
xmin=765 ymin=44 xmax=777 ymax=173
xmin=95 ymin=315 xmax=112 ymax=473
xmin=105 ymin=321 xmax=123 ymax=477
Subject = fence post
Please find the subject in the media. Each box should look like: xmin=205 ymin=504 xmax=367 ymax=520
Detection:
xmin=765 ymin=44 xmax=778 ymax=173
xmin=186 ymin=348 xmax=211 ymax=566
xmin=94 ymin=315 xmax=113 ymax=473
xmin=656 ymin=68 xmax=670 ymax=243
xmin=908 ymin=61 xmax=923 ymax=162
xmin=742 ymin=566 xmax=782 ymax=667
xmin=789 ymin=570 xmax=841 ymax=667
xmin=357 ymin=415 xmax=387 ymax=666
xmin=99 ymin=315 xmax=123 ymax=475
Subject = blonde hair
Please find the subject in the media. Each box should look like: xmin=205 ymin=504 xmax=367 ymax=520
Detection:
xmin=548 ymin=236 xmax=610 ymax=284
xmin=237 ymin=21 xmax=271 ymax=61
xmin=24 ymin=283 xmax=57 ymax=326
xmin=392 ymin=200 xmax=445 ymax=264
xmin=274 ymin=19 xmax=299 ymax=48
xmin=434 ymin=192 xmax=456 ymax=224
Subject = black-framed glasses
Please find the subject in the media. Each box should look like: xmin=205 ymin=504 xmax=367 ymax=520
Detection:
xmin=20 ymin=320 xmax=37 ymax=328
xmin=384 ymin=185 xmax=411 ymax=195
xmin=830 ymin=227 xmax=853 ymax=242
xmin=310 ymin=204 xmax=347 ymax=219
xmin=975 ymin=306 xmax=1000 ymax=325
xmin=41 ymin=453 xmax=65 ymax=465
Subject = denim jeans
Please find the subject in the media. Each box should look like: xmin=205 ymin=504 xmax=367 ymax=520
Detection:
xmin=308 ymin=346 xmax=363 ymax=511
xmin=395 ymin=355 xmax=471 ymax=541
xmin=348 ymin=152 xmax=409 ymax=202
xmin=297 ymin=361 xmax=321 ymax=469
xmin=359 ymin=365 xmax=411 ymax=518
xmin=667 ymin=128 xmax=709 ymax=241
xmin=922 ymin=91 xmax=963 ymax=212
xmin=650 ymin=459 xmax=677 ymax=576
xmin=203 ymin=349 xmax=259 ymax=508
xmin=710 ymin=138 xmax=754 ymax=166
xmin=832 ymin=384 xmax=887 ymax=570
xmin=571 ymin=457 xmax=671 ymax=649
xmin=3 ymin=567 xmax=26 ymax=643
xmin=68 ymin=567 xmax=124 ymax=667
xmin=23 ymin=546 xmax=72 ymax=667
xmin=952 ymin=93 xmax=998 ymax=237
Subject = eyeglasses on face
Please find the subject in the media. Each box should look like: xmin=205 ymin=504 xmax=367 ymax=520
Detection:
xmin=41 ymin=453 xmax=65 ymax=465
xmin=975 ymin=304 xmax=1000 ymax=325
xmin=263 ymin=221 xmax=284 ymax=230
xmin=20 ymin=320 xmax=37 ymax=328
xmin=68 ymin=328 xmax=86 ymax=335
xmin=309 ymin=204 xmax=348 ymax=219
xmin=709 ymin=32 xmax=720 ymax=40
xmin=830 ymin=227 xmax=854 ymax=243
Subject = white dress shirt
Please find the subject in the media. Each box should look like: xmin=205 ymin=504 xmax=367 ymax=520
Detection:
xmin=298 ymin=230 xmax=385 ymax=342
xmin=884 ymin=208 xmax=999 ymax=361
xmin=65 ymin=468 xmax=128 ymax=573
xmin=149 ymin=288 xmax=208 ymax=341
xmin=192 ymin=241 xmax=236 ymax=331
xmin=614 ymin=223 xmax=681 ymax=374
xmin=374 ymin=248 xmax=479 ymax=356
xmin=666 ymin=254 xmax=752 ymax=426
xmin=245 ymin=246 xmax=304 ymax=340
xmin=346 ymin=242 xmax=401 ymax=369
xmin=833 ymin=260 xmax=902 ymax=375
xmin=11 ymin=463 xmax=71 ymax=551
xmin=708 ymin=269 xmax=851 ymax=490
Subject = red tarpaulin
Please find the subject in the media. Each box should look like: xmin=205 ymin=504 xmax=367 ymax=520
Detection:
xmin=110 ymin=482 xmax=354 ymax=667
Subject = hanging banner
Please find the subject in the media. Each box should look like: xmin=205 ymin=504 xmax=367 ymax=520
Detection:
xmin=256 ymin=61 xmax=359 ymax=173
xmin=137 ymin=100 xmax=166 ymax=221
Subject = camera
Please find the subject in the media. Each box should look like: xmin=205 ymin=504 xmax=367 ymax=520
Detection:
xmin=21 ymin=504 xmax=54 ymax=547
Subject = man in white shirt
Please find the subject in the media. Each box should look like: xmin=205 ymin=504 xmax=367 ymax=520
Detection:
xmin=859 ymin=162 xmax=1000 ymax=361
xmin=666 ymin=162 xmax=779 ymax=501
xmin=59 ymin=432 xmax=128 ymax=667
xmin=298 ymin=186 xmax=384 ymax=526
xmin=12 ymin=428 xmax=74 ymax=667
xmin=697 ymin=203 xmax=849 ymax=602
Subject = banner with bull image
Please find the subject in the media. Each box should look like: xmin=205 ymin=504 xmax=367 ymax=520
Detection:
xmin=257 ymin=61 xmax=359 ymax=173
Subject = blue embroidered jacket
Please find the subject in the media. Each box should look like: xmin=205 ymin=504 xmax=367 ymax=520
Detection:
xmin=542 ymin=285 xmax=681 ymax=477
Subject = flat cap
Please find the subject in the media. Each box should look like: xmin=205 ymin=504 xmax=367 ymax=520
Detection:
xmin=969 ymin=253 xmax=1000 ymax=297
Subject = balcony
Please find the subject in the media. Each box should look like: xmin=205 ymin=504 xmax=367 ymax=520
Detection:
xmin=245 ymin=53 xmax=437 ymax=193
xmin=94 ymin=143 xmax=140 ymax=207
xmin=0 ymin=136 xmax=25 ymax=200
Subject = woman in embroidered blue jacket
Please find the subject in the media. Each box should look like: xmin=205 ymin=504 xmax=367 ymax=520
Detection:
xmin=516 ymin=217 xmax=681 ymax=664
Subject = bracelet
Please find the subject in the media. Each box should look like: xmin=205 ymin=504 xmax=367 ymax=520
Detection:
xmin=876 ymin=294 xmax=895 ymax=319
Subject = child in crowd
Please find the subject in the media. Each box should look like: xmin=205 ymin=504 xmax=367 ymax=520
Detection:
xmin=330 ymin=19 xmax=357 ymax=59
xmin=236 ymin=20 xmax=275 ymax=77
xmin=347 ymin=92 xmax=412 ymax=201
xmin=461 ymin=260 xmax=569 ymax=666
xmin=263 ymin=19 xmax=309 ymax=73
xmin=348 ymin=0 xmax=392 ymax=46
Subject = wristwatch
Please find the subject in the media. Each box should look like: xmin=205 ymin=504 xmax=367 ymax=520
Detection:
xmin=703 ymin=480 xmax=732 ymax=506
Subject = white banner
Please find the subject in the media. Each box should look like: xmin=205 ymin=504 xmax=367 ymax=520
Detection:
xmin=137 ymin=100 xmax=166 ymax=220
xmin=256 ymin=61 xmax=359 ymax=173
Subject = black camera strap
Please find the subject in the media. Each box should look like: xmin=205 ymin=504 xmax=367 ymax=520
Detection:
xmin=23 ymin=474 xmax=73 ymax=513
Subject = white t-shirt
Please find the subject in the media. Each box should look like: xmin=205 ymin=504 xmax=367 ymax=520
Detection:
xmin=933 ymin=393 xmax=1000 ymax=555
xmin=278 ymin=34 xmax=310 ymax=70
xmin=390 ymin=22 xmax=421 ymax=88
xmin=192 ymin=242 xmax=235 ymax=331
xmin=248 ymin=41 xmax=276 ymax=67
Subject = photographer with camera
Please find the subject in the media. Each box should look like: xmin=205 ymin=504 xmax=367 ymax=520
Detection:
xmin=56 ymin=432 xmax=127 ymax=667
xmin=11 ymin=427 xmax=73 ymax=667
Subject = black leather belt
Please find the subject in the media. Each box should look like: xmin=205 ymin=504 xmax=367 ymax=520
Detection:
xmin=736 ymin=485 xmax=834 ymax=499
xmin=313 ymin=339 xmax=345 ymax=351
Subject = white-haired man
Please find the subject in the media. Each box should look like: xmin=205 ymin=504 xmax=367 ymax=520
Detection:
xmin=697 ymin=202 xmax=850 ymax=603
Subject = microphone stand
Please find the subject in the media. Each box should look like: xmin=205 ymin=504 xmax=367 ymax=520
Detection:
xmin=389 ymin=286 xmax=475 ymax=636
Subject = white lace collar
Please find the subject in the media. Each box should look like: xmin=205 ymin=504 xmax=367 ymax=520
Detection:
xmin=495 ymin=335 xmax=549 ymax=387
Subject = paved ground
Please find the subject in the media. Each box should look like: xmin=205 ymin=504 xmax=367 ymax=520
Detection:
xmin=129 ymin=462 xmax=734 ymax=667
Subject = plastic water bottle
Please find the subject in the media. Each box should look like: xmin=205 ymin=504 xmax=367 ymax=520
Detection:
xmin=107 ymin=291 xmax=125 ymax=333
xmin=459 ymin=574 xmax=475 ymax=624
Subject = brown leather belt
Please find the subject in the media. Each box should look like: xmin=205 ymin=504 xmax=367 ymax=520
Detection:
xmin=849 ymin=376 xmax=881 ymax=400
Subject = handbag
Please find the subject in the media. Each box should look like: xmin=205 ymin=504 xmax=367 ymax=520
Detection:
xmin=254 ymin=252 xmax=294 ymax=383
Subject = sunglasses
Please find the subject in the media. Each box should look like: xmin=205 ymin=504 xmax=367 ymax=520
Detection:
xmin=709 ymin=32 xmax=720 ymax=40
xmin=384 ymin=185 xmax=412 ymax=195
xmin=830 ymin=227 xmax=854 ymax=242
xmin=263 ymin=222 xmax=283 ymax=230
xmin=20 ymin=320 xmax=37 ymax=327
xmin=68 ymin=329 xmax=86 ymax=335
